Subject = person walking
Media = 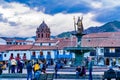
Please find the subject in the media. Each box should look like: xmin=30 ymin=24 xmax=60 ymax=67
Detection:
xmin=88 ymin=57 xmax=93 ymax=80
xmin=26 ymin=61 xmax=33 ymax=80
xmin=55 ymin=62 xmax=60 ymax=78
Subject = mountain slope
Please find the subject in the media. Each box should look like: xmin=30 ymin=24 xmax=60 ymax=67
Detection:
xmin=84 ymin=20 xmax=120 ymax=34
xmin=57 ymin=20 xmax=120 ymax=38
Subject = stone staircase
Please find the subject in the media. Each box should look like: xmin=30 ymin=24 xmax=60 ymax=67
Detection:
xmin=0 ymin=66 xmax=107 ymax=80
xmin=0 ymin=73 xmax=103 ymax=80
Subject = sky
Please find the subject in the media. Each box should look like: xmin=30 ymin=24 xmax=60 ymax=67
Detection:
xmin=0 ymin=0 xmax=120 ymax=37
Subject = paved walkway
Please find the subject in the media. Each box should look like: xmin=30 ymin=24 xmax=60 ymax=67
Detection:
xmin=2 ymin=66 xmax=118 ymax=75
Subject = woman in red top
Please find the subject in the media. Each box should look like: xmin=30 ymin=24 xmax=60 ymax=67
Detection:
xmin=9 ymin=53 xmax=14 ymax=60
xmin=15 ymin=53 xmax=21 ymax=61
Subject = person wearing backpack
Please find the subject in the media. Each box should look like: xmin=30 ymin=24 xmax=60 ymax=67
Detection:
xmin=33 ymin=61 xmax=41 ymax=80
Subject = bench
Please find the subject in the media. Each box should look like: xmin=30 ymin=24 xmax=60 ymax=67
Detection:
xmin=103 ymin=71 xmax=120 ymax=80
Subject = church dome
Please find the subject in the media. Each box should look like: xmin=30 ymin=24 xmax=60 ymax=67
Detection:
xmin=36 ymin=20 xmax=51 ymax=40
xmin=39 ymin=21 xmax=48 ymax=29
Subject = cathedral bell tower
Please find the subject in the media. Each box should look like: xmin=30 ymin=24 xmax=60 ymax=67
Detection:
xmin=36 ymin=21 xmax=51 ymax=40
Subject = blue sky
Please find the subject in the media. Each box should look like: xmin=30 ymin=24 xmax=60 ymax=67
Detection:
xmin=0 ymin=0 xmax=120 ymax=37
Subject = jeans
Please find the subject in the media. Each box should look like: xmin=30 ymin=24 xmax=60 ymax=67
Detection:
xmin=76 ymin=71 xmax=80 ymax=78
xmin=89 ymin=69 xmax=92 ymax=80
xmin=55 ymin=70 xmax=58 ymax=78
xmin=27 ymin=72 xmax=32 ymax=80
xmin=11 ymin=65 xmax=15 ymax=73
xmin=34 ymin=71 xmax=41 ymax=80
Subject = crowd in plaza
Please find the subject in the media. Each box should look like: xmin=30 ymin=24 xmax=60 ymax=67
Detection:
xmin=6 ymin=51 xmax=53 ymax=80
xmin=1 ymin=51 xmax=118 ymax=80
xmin=0 ymin=51 xmax=70 ymax=80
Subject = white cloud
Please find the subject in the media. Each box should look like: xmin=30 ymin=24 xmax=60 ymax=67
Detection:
xmin=101 ymin=0 xmax=120 ymax=8
xmin=91 ymin=1 xmax=103 ymax=9
xmin=0 ymin=1 xmax=102 ymax=37
xmin=83 ymin=0 xmax=120 ymax=10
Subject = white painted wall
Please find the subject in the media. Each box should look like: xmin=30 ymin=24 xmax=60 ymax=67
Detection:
xmin=0 ymin=38 xmax=6 ymax=45
xmin=34 ymin=50 xmax=55 ymax=59
xmin=3 ymin=50 xmax=31 ymax=60
xmin=42 ymin=43 xmax=49 ymax=46
xmin=51 ymin=43 xmax=56 ymax=46
xmin=2 ymin=50 xmax=56 ymax=60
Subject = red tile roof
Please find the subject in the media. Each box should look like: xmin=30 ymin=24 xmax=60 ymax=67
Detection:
xmin=0 ymin=37 xmax=77 ymax=51
xmin=57 ymin=37 xmax=77 ymax=49
xmin=31 ymin=46 xmax=57 ymax=50
xmin=83 ymin=32 xmax=120 ymax=38
xmin=8 ymin=45 xmax=33 ymax=51
xmin=82 ymin=32 xmax=120 ymax=47
xmin=0 ymin=45 xmax=12 ymax=52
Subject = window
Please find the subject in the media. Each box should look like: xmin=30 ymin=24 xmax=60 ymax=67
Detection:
xmin=23 ymin=43 xmax=26 ymax=45
xmin=0 ymin=54 xmax=2 ymax=57
xmin=46 ymin=34 xmax=47 ymax=38
xmin=109 ymin=48 xmax=115 ymax=53
xmin=40 ymin=43 xmax=42 ymax=46
xmin=49 ymin=43 xmax=51 ymax=46
xmin=87 ymin=39 xmax=91 ymax=42
xmin=20 ymin=43 xmax=22 ymax=45
xmin=38 ymin=34 xmax=40 ymax=38
xmin=41 ymin=34 xmax=43 ymax=38
xmin=116 ymin=48 xmax=120 ymax=53
xmin=4 ymin=54 xmax=6 ymax=57
xmin=101 ymin=49 xmax=104 ymax=53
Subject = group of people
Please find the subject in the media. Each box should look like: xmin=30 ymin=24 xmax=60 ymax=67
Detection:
xmin=8 ymin=53 xmax=24 ymax=73
xmin=27 ymin=51 xmax=49 ymax=80
xmin=76 ymin=66 xmax=86 ymax=78
xmin=6 ymin=51 xmax=95 ymax=80
xmin=26 ymin=59 xmax=47 ymax=80
xmin=76 ymin=57 xmax=93 ymax=80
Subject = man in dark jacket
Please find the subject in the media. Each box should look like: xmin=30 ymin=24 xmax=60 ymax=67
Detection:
xmin=26 ymin=61 xmax=33 ymax=80
xmin=55 ymin=62 xmax=60 ymax=78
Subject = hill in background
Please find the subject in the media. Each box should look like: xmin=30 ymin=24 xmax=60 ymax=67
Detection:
xmin=57 ymin=21 xmax=120 ymax=38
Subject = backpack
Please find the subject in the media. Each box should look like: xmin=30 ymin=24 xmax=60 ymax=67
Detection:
xmin=34 ymin=63 xmax=40 ymax=72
